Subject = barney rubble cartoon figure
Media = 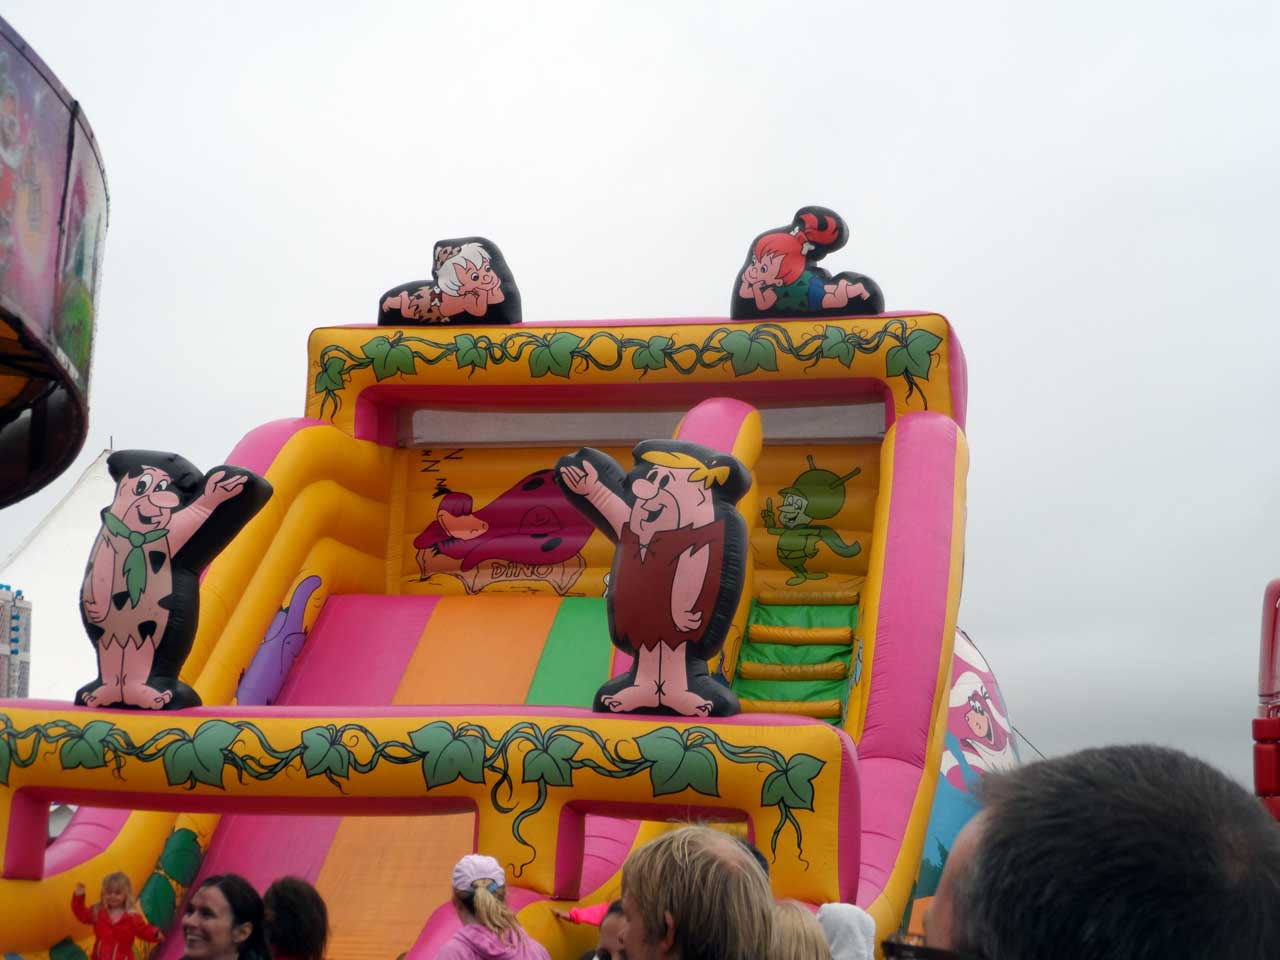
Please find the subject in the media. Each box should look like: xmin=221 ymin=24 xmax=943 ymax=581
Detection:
xmin=556 ymin=440 xmax=749 ymax=717
xmin=76 ymin=451 xmax=271 ymax=710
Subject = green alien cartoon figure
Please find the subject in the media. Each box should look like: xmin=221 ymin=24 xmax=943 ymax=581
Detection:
xmin=762 ymin=456 xmax=863 ymax=585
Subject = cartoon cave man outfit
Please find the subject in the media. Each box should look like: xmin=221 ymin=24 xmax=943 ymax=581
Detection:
xmin=76 ymin=451 xmax=269 ymax=710
xmin=557 ymin=441 xmax=748 ymax=717
xmin=381 ymin=240 xmax=507 ymax=322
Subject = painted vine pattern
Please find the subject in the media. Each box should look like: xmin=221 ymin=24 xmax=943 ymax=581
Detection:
xmin=0 ymin=715 xmax=825 ymax=872
xmin=312 ymin=320 xmax=943 ymax=419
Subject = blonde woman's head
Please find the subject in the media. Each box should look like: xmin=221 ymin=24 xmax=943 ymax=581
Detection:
xmin=771 ymin=900 xmax=832 ymax=960
xmin=450 ymin=854 xmax=523 ymax=944
xmin=620 ymin=825 xmax=774 ymax=960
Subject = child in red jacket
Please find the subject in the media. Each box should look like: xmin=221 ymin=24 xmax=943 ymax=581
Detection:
xmin=72 ymin=872 xmax=164 ymax=960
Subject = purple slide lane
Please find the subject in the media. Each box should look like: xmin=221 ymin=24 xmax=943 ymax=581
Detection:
xmin=154 ymin=595 xmax=437 ymax=958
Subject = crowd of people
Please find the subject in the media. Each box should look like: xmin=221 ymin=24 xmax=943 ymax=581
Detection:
xmin=72 ymin=873 xmax=328 ymax=960
xmin=70 ymin=744 xmax=1280 ymax=959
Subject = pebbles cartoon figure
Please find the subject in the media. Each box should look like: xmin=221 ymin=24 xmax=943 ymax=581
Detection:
xmin=556 ymin=441 xmax=749 ymax=717
xmin=732 ymin=206 xmax=883 ymax=320
xmin=379 ymin=235 xmax=521 ymax=325
xmin=76 ymin=451 xmax=271 ymax=710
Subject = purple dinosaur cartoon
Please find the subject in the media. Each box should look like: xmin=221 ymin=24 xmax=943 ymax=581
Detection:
xmin=236 ymin=575 xmax=323 ymax=705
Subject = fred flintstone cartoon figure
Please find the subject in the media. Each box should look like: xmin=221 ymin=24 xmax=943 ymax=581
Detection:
xmin=556 ymin=440 xmax=749 ymax=717
xmin=75 ymin=450 xmax=271 ymax=710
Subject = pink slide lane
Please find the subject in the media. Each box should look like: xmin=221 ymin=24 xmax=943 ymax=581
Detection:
xmin=154 ymin=595 xmax=437 ymax=958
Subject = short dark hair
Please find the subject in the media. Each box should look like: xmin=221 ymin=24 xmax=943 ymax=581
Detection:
xmin=106 ymin=449 xmax=203 ymax=506
xmin=196 ymin=874 xmax=269 ymax=960
xmin=605 ymin=899 xmax=624 ymax=919
xmin=735 ymin=836 xmax=770 ymax=877
xmin=264 ymin=876 xmax=329 ymax=960
xmin=952 ymin=745 xmax=1280 ymax=960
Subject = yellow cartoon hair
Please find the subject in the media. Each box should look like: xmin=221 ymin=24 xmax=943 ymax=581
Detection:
xmin=640 ymin=450 xmax=731 ymax=488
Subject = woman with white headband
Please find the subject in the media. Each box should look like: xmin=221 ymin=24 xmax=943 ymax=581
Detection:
xmin=435 ymin=854 xmax=551 ymax=960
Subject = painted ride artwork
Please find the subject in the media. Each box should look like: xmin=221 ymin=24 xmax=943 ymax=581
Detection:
xmin=1 ymin=187 xmax=1010 ymax=960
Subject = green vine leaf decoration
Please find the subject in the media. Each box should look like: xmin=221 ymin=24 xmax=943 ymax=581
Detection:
xmin=886 ymin=328 xmax=941 ymax=381
xmin=4 ymin=714 xmax=829 ymax=865
xmin=454 ymin=334 xmax=488 ymax=372
xmin=162 ymin=720 xmax=241 ymax=789
xmin=315 ymin=318 xmax=945 ymax=418
xmin=720 ymin=330 xmax=779 ymax=376
xmin=521 ymin=734 xmax=580 ymax=788
xmin=529 ymin=332 xmax=582 ymax=379
xmin=761 ymin=753 xmax=825 ymax=812
xmin=821 ymin=325 xmax=856 ymax=368
xmin=301 ymin=725 xmax=353 ymax=782
xmin=410 ymin=721 xmax=486 ymax=788
xmin=59 ymin=720 xmax=115 ymax=771
xmin=0 ymin=731 xmax=10 ymax=787
xmin=635 ymin=727 xmax=720 ymax=797
xmin=363 ymin=335 xmax=417 ymax=381
xmin=313 ymin=356 xmax=345 ymax=394
xmin=632 ymin=335 xmax=671 ymax=372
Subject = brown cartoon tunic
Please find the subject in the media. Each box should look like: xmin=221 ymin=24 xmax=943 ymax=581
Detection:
xmin=610 ymin=521 xmax=724 ymax=653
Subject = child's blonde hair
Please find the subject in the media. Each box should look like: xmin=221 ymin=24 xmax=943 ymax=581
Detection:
xmin=770 ymin=900 xmax=831 ymax=960
xmin=100 ymin=871 xmax=139 ymax=913
xmin=455 ymin=880 xmax=522 ymax=944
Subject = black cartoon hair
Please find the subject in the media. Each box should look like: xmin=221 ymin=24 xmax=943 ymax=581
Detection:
xmin=106 ymin=450 xmax=203 ymax=507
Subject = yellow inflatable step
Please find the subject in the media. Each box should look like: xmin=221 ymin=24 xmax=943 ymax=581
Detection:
xmin=756 ymin=588 xmax=861 ymax=606
xmin=737 ymin=660 xmax=848 ymax=681
xmin=747 ymin=624 xmax=854 ymax=645
xmin=739 ymin=698 xmax=843 ymax=719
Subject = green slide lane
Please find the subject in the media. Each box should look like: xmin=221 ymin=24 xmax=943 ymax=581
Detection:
xmin=526 ymin=598 xmax=614 ymax=707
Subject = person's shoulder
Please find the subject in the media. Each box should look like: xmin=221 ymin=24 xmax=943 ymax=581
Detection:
xmin=435 ymin=934 xmax=474 ymax=960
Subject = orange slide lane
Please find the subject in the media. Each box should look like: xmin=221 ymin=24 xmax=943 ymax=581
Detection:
xmin=314 ymin=597 xmax=564 ymax=960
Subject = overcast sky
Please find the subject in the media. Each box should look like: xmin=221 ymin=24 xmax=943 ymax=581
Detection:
xmin=1 ymin=2 xmax=1277 ymax=785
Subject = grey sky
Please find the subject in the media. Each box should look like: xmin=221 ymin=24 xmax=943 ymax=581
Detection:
xmin=1 ymin=2 xmax=1277 ymax=785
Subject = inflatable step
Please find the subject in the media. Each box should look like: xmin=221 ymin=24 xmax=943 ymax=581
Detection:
xmin=732 ymin=600 xmax=859 ymax=725
xmin=738 ymin=697 xmax=843 ymax=719
xmin=736 ymin=659 xmax=848 ymax=681
xmin=747 ymin=623 xmax=854 ymax=645
xmin=757 ymin=588 xmax=861 ymax=606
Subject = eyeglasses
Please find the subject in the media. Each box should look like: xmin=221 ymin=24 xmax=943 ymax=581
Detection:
xmin=881 ymin=934 xmax=985 ymax=960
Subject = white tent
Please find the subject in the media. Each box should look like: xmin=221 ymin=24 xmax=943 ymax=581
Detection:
xmin=0 ymin=450 xmax=113 ymax=700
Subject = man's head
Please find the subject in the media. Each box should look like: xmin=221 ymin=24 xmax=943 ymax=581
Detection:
xmin=620 ymin=825 xmax=774 ymax=960
xmin=928 ymin=744 xmax=1280 ymax=960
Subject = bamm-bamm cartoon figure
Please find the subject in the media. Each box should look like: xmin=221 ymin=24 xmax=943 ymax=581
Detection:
xmin=76 ymin=451 xmax=271 ymax=710
xmin=732 ymin=205 xmax=884 ymax=320
xmin=379 ymin=236 xmax=521 ymax=326
xmin=556 ymin=441 xmax=748 ymax=717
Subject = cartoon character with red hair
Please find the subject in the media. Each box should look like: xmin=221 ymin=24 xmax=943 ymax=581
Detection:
xmin=732 ymin=206 xmax=883 ymax=319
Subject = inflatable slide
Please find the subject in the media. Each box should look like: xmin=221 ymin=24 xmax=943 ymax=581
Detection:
xmin=0 ymin=211 xmax=1001 ymax=958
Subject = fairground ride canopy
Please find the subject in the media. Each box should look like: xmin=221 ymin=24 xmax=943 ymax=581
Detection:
xmin=0 ymin=17 xmax=108 ymax=509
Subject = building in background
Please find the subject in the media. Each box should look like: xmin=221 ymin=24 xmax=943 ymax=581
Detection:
xmin=0 ymin=583 xmax=31 ymax=697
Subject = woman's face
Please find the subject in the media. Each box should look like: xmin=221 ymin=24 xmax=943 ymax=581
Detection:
xmin=182 ymin=885 xmax=250 ymax=959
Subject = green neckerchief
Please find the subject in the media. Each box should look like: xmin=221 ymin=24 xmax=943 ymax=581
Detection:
xmin=101 ymin=509 xmax=169 ymax=608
